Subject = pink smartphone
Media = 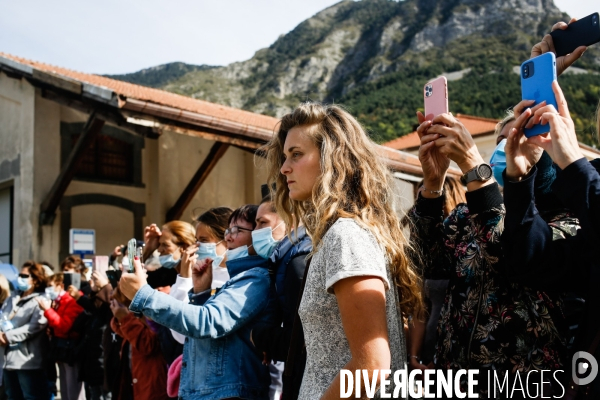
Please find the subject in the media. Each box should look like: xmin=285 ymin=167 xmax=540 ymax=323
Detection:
xmin=423 ymin=76 xmax=448 ymax=121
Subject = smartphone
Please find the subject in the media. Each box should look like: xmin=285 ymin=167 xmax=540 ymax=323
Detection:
xmin=106 ymin=270 xmax=122 ymax=289
xmin=520 ymin=52 xmax=557 ymax=137
xmin=63 ymin=272 xmax=81 ymax=290
xmin=92 ymin=256 xmax=109 ymax=274
xmin=550 ymin=13 xmax=600 ymax=57
xmin=126 ymin=238 xmax=137 ymax=273
xmin=423 ymin=76 xmax=448 ymax=121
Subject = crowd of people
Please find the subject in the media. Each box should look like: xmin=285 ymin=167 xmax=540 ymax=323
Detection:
xmin=0 ymin=19 xmax=599 ymax=400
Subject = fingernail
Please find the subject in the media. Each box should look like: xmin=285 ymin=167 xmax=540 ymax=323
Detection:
xmin=134 ymin=256 xmax=139 ymax=260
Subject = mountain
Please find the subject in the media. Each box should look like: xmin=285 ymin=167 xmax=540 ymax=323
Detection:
xmin=112 ymin=0 xmax=600 ymax=146
xmin=106 ymin=62 xmax=216 ymax=88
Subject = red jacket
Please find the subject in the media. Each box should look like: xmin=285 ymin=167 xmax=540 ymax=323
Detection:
xmin=44 ymin=293 xmax=84 ymax=339
xmin=111 ymin=314 xmax=169 ymax=400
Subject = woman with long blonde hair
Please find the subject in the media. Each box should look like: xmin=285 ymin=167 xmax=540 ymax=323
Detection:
xmin=264 ymin=103 xmax=422 ymax=399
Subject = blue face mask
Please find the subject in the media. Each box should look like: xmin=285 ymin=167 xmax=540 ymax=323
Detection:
xmin=159 ymin=254 xmax=180 ymax=269
xmin=197 ymin=243 xmax=225 ymax=269
xmin=45 ymin=287 xmax=58 ymax=301
xmin=252 ymin=223 xmax=283 ymax=260
xmin=490 ymin=139 xmax=507 ymax=187
xmin=17 ymin=277 xmax=31 ymax=292
xmin=225 ymin=245 xmax=251 ymax=262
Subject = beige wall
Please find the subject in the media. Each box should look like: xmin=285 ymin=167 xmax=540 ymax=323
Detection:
xmin=2 ymin=74 xmax=413 ymax=267
xmin=0 ymin=72 xmax=35 ymax=266
xmin=156 ymin=130 xmax=267 ymax=223
xmin=33 ymin=93 xmax=62 ymax=265
xmin=71 ymin=205 xmax=134 ymax=256
xmin=0 ymin=76 xmax=270 ymax=266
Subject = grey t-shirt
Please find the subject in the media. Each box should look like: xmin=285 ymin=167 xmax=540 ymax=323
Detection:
xmin=298 ymin=218 xmax=407 ymax=399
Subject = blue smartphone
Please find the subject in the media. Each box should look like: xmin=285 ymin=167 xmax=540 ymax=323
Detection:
xmin=520 ymin=52 xmax=557 ymax=137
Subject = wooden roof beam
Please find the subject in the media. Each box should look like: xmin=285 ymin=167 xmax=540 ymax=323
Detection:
xmin=166 ymin=142 xmax=230 ymax=222
xmin=39 ymin=112 xmax=105 ymax=225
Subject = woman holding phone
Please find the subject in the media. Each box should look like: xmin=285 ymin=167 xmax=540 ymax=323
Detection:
xmin=409 ymin=103 xmax=574 ymax=395
xmin=119 ymin=205 xmax=274 ymax=400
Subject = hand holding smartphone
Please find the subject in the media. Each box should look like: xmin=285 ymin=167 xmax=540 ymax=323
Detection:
xmin=423 ymin=76 xmax=448 ymax=121
xmin=126 ymin=238 xmax=137 ymax=273
xmin=550 ymin=13 xmax=600 ymax=57
xmin=520 ymin=53 xmax=557 ymax=137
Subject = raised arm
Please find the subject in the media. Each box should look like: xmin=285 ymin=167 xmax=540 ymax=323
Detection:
xmin=129 ymin=270 xmax=271 ymax=340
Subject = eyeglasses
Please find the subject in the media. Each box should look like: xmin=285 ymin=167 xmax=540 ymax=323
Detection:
xmin=224 ymin=226 xmax=252 ymax=239
xmin=18 ymin=273 xmax=30 ymax=279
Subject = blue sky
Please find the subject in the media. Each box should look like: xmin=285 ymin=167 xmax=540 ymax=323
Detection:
xmin=0 ymin=0 xmax=596 ymax=75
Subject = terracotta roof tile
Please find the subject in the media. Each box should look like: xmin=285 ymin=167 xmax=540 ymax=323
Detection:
xmin=0 ymin=52 xmax=279 ymax=133
xmin=383 ymin=114 xmax=499 ymax=150
xmin=0 ymin=52 xmax=452 ymax=176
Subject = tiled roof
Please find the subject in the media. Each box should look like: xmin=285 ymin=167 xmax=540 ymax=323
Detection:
xmin=0 ymin=52 xmax=462 ymax=176
xmin=383 ymin=114 xmax=499 ymax=150
xmin=0 ymin=52 xmax=279 ymax=133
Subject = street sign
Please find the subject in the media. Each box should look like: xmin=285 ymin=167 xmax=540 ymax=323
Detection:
xmin=69 ymin=229 xmax=95 ymax=255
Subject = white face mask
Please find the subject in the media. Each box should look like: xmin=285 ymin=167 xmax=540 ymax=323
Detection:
xmin=197 ymin=242 xmax=225 ymax=269
xmin=252 ymin=222 xmax=284 ymax=260
xmin=225 ymin=245 xmax=252 ymax=262
xmin=45 ymin=287 xmax=58 ymax=301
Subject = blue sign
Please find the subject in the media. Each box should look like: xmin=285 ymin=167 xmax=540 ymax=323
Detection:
xmin=69 ymin=229 xmax=95 ymax=255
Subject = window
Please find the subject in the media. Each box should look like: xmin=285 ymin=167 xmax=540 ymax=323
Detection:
xmin=0 ymin=187 xmax=13 ymax=264
xmin=72 ymin=134 xmax=134 ymax=182
xmin=61 ymin=122 xmax=144 ymax=187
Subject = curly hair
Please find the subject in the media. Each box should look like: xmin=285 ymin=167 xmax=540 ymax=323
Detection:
xmin=262 ymin=102 xmax=423 ymax=317
xmin=443 ymin=176 xmax=467 ymax=218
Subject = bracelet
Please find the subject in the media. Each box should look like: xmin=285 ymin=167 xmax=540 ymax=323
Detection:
xmin=408 ymin=355 xmax=420 ymax=360
xmin=420 ymin=184 xmax=443 ymax=196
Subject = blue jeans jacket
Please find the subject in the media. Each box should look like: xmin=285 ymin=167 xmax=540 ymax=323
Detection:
xmin=130 ymin=255 xmax=275 ymax=400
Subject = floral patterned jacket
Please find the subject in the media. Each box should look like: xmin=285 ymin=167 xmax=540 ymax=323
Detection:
xmin=408 ymin=182 xmax=575 ymax=377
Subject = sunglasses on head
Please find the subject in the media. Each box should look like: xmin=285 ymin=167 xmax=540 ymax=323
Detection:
xmin=18 ymin=273 xmax=30 ymax=279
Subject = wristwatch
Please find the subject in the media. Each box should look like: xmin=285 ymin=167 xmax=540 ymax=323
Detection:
xmin=460 ymin=164 xmax=493 ymax=185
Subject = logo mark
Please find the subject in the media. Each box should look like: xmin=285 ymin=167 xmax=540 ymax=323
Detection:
xmin=572 ymin=351 xmax=598 ymax=386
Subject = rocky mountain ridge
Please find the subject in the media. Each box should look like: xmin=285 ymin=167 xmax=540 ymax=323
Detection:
xmin=111 ymin=0 xmax=600 ymax=144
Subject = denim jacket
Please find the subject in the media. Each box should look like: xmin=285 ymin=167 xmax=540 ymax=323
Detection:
xmin=130 ymin=255 xmax=274 ymax=400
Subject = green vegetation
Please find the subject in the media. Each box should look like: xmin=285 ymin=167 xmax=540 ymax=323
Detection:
xmin=106 ymin=62 xmax=215 ymax=88
xmin=342 ymin=33 xmax=600 ymax=146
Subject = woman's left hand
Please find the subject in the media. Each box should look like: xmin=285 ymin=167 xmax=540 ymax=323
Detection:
xmin=192 ymin=258 xmax=213 ymax=294
xmin=110 ymin=299 xmax=130 ymax=321
xmin=427 ymin=113 xmax=484 ymax=173
xmin=504 ymin=100 xmax=546 ymax=181
xmin=180 ymin=244 xmax=199 ymax=279
xmin=119 ymin=257 xmax=148 ymax=300
xmin=67 ymin=285 xmax=81 ymax=300
xmin=36 ymin=297 xmax=51 ymax=311
xmin=527 ymin=81 xmax=584 ymax=169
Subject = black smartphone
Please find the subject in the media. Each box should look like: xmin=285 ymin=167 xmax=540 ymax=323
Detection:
xmin=63 ymin=272 xmax=81 ymax=290
xmin=106 ymin=270 xmax=122 ymax=289
xmin=550 ymin=13 xmax=600 ymax=57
